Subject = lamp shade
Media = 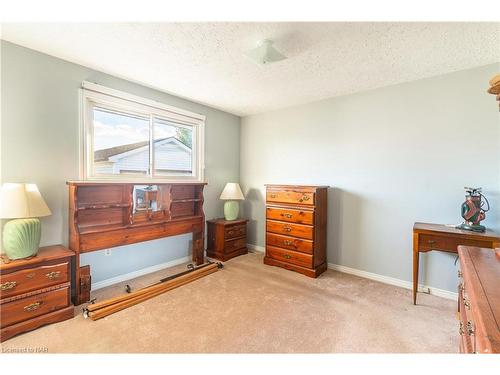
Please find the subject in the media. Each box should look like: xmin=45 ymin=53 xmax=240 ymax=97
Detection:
xmin=219 ymin=183 xmax=244 ymax=200
xmin=0 ymin=183 xmax=51 ymax=219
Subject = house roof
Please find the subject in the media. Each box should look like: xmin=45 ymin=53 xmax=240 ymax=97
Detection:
xmin=94 ymin=137 xmax=190 ymax=162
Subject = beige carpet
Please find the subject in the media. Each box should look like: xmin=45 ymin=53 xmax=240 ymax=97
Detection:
xmin=1 ymin=252 xmax=457 ymax=353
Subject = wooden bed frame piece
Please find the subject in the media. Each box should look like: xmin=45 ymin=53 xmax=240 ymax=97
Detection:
xmin=67 ymin=181 xmax=206 ymax=305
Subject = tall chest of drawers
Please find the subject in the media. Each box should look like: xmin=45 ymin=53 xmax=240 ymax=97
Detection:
xmin=264 ymin=185 xmax=328 ymax=278
xmin=457 ymin=246 xmax=500 ymax=354
xmin=1 ymin=245 xmax=75 ymax=341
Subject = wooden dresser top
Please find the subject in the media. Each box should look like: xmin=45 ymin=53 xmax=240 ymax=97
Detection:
xmin=0 ymin=245 xmax=74 ymax=272
xmin=458 ymin=246 xmax=500 ymax=352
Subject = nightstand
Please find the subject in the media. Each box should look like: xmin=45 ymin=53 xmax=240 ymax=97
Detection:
xmin=1 ymin=245 xmax=75 ymax=341
xmin=206 ymin=218 xmax=248 ymax=261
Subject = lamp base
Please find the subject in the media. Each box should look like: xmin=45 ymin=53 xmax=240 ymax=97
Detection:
xmin=224 ymin=201 xmax=239 ymax=221
xmin=3 ymin=218 xmax=41 ymax=260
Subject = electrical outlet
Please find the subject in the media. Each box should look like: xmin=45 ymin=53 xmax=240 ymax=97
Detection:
xmin=104 ymin=249 xmax=112 ymax=256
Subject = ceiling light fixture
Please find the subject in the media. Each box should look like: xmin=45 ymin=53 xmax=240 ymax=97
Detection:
xmin=245 ymin=39 xmax=287 ymax=66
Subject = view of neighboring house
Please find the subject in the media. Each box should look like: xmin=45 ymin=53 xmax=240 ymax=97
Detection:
xmin=93 ymin=137 xmax=192 ymax=175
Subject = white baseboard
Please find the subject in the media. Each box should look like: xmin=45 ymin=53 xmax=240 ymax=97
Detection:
xmin=247 ymin=243 xmax=265 ymax=253
xmin=91 ymin=256 xmax=191 ymax=290
xmin=327 ymin=263 xmax=458 ymax=301
xmin=246 ymin=243 xmax=457 ymax=301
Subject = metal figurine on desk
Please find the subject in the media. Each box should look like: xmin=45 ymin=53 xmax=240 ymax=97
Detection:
xmin=457 ymin=187 xmax=490 ymax=233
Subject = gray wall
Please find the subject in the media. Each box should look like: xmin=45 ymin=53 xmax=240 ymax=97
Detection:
xmin=1 ymin=41 xmax=241 ymax=283
xmin=241 ymin=63 xmax=500 ymax=293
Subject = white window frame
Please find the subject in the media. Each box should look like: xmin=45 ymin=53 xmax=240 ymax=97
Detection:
xmin=80 ymin=81 xmax=205 ymax=183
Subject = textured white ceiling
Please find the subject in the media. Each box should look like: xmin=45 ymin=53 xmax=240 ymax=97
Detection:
xmin=2 ymin=22 xmax=499 ymax=116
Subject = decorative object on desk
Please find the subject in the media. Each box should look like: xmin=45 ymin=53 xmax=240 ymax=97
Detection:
xmin=456 ymin=187 xmax=490 ymax=233
xmin=219 ymin=183 xmax=244 ymax=220
xmin=487 ymin=73 xmax=500 ymax=111
xmin=0 ymin=183 xmax=51 ymax=260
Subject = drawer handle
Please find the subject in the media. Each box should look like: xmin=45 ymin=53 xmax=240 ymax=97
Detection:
xmin=281 ymin=213 xmax=293 ymax=219
xmin=46 ymin=271 xmax=61 ymax=280
xmin=227 ymin=230 xmax=234 ymax=235
xmin=458 ymin=270 xmax=463 ymax=278
xmin=283 ymin=240 xmax=293 ymax=246
xmin=427 ymin=240 xmax=436 ymax=245
xmin=302 ymin=195 xmax=310 ymax=201
xmin=26 ymin=273 xmax=35 ymax=279
xmin=459 ymin=282 xmax=465 ymax=292
xmin=459 ymin=321 xmax=464 ymax=335
xmin=1 ymin=281 xmax=17 ymax=290
xmin=270 ymin=194 xmax=276 ymax=198
xmin=283 ymin=225 xmax=292 ymax=232
xmin=463 ymin=297 xmax=470 ymax=310
xmin=283 ymin=254 xmax=292 ymax=259
xmin=467 ymin=321 xmax=475 ymax=336
xmin=24 ymin=302 xmax=42 ymax=312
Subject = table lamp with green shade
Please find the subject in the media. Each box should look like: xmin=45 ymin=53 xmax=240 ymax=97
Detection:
xmin=0 ymin=183 xmax=51 ymax=260
xmin=219 ymin=183 xmax=244 ymax=221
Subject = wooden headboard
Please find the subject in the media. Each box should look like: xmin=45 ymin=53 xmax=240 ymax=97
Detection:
xmin=67 ymin=181 xmax=206 ymax=305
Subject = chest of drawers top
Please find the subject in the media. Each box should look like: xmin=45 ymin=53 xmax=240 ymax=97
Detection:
xmin=265 ymin=185 xmax=328 ymax=207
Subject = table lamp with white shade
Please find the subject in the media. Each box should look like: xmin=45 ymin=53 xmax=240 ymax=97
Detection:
xmin=219 ymin=183 xmax=244 ymax=221
xmin=0 ymin=183 xmax=51 ymax=260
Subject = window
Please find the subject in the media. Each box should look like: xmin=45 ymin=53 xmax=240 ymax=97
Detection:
xmin=81 ymin=82 xmax=205 ymax=182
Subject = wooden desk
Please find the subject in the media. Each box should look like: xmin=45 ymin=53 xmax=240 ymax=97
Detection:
xmin=412 ymin=222 xmax=500 ymax=305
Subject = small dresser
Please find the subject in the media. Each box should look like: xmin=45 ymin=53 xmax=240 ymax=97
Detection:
xmin=457 ymin=246 xmax=500 ymax=353
xmin=206 ymin=218 xmax=248 ymax=261
xmin=264 ymin=184 xmax=328 ymax=278
xmin=1 ymin=245 xmax=75 ymax=341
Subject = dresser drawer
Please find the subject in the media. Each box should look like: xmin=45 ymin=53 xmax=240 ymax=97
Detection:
xmin=266 ymin=233 xmax=313 ymax=254
xmin=267 ymin=246 xmax=313 ymax=268
xmin=266 ymin=190 xmax=314 ymax=206
xmin=419 ymin=234 xmax=493 ymax=252
xmin=225 ymin=237 xmax=246 ymax=252
xmin=225 ymin=224 xmax=246 ymax=240
xmin=0 ymin=286 xmax=70 ymax=328
xmin=0 ymin=262 xmax=69 ymax=299
xmin=266 ymin=207 xmax=313 ymax=225
xmin=266 ymin=220 xmax=313 ymax=240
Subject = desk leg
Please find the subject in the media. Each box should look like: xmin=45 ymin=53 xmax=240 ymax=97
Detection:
xmin=413 ymin=233 xmax=419 ymax=305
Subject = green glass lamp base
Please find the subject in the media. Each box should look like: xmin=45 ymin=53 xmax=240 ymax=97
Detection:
xmin=456 ymin=222 xmax=486 ymax=233
xmin=3 ymin=218 xmax=41 ymax=260
xmin=224 ymin=201 xmax=239 ymax=221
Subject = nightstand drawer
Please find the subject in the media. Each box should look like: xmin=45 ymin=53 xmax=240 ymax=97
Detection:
xmin=225 ymin=237 xmax=246 ymax=251
xmin=266 ymin=220 xmax=313 ymax=240
xmin=267 ymin=246 xmax=313 ymax=268
xmin=0 ymin=262 xmax=69 ymax=299
xmin=225 ymin=224 xmax=246 ymax=239
xmin=266 ymin=233 xmax=313 ymax=254
xmin=266 ymin=207 xmax=313 ymax=225
xmin=0 ymin=286 xmax=70 ymax=328
xmin=266 ymin=190 xmax=314 ymax=206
